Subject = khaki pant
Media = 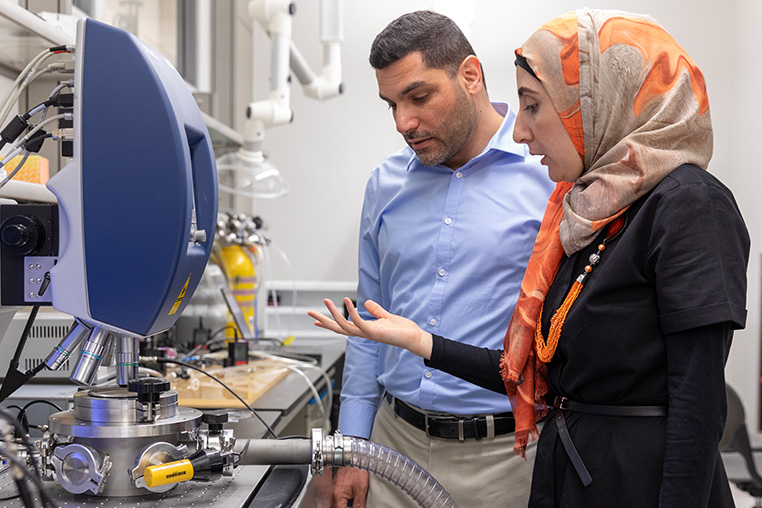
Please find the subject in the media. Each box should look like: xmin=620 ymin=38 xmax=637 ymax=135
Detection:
xmin=366 ymin=397 xmax=536 ymax=508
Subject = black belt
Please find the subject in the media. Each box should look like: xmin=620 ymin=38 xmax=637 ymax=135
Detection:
xmin=553 ymin=396 xmax=667 ymax=487
xmin=386 ymin=394 xmax=515 ymax=440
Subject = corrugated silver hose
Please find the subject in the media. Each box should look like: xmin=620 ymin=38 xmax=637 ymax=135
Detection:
xmin=239 ymin=429 xmax=459 ymax=508
xmin=341 ymin=435 xmax=458 ymax=508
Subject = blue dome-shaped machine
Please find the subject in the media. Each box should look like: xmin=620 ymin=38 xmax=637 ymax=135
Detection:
xmin=48 ymin=18 xmax=217 ymax=337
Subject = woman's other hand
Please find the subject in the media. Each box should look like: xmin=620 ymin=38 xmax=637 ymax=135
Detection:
xmin=307 ymin=298 xmax=433 ymax=360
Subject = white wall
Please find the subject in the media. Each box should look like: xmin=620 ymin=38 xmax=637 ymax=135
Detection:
xmin=242 ymin=0 xmax=762 ymax=429
xmin=3 ymin=0 xmax=758 ymax=430
xmin=728 ymin=0 xmax=762 ymax=433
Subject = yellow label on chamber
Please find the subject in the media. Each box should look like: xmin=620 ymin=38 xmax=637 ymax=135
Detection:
xmin=168 ymin=275 xmax=191 ymax=316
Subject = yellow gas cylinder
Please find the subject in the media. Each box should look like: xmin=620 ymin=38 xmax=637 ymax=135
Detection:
xmin=218 ymin=245 xmax=256 ymax=337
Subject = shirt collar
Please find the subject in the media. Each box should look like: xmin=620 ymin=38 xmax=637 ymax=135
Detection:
xmin=405 ymin=101 xmax=528 ymax=172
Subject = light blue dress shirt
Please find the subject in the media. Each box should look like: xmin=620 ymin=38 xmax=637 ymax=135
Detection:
xmin=339 ymin=102 xmax=555 ymax=439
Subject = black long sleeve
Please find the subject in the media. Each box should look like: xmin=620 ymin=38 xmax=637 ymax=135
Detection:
xmin=659 ymin=322 xmax=732 ymax=508
xmin=425 ymin=334 xmax=507 ymax=394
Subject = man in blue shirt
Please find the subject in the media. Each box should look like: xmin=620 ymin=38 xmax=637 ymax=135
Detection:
xmin=333 ymin=11 xmax=554 ymax=508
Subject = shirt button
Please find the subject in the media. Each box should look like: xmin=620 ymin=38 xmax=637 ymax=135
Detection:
xmin=444 ymin=217 xmax=452 ymax=225
xmin=455 ymin=171 xmax=463 ymax=179
xmin=438 ymin=268 xmax=446 ymax=276
xmin=429 ymin=318 xmax=437 ymax=326
xmin=425 ymin=371 xmax=432 ymax=379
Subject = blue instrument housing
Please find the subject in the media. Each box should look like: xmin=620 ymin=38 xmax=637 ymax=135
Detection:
xmin=47 ymin=18 xmax=218 ymax=336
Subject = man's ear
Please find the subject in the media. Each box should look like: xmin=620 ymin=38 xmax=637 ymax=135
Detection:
xmin=460 ymin=55 xmax=484 ymax=94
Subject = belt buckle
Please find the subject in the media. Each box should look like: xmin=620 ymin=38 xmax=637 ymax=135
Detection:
xmin=554 ymin=396 xmax=569 ymax=410
xmin=425 ymin=414 xmax=467 ymax=440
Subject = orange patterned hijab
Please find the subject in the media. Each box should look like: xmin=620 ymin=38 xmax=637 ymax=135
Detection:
xmin=500 ymin=9 xmax=713 ymax=457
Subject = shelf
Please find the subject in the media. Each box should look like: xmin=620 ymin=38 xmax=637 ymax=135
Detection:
xmin=0 ymin=2 xmax=73 ymax=74
xmin=202 ymin=112 xmax=243 ymax=152
xmin=0 ymin=1 xmax=242 ymax=152
xmin=265 ymin=305 xmax=315 ymax=315
xmin=267 ymin=280 xmax=357 ymax=293
xmin=0 ymin=179 xmax=56 ymax=202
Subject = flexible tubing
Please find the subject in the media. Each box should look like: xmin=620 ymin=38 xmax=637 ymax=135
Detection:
xmin=345 ymin=436 xmax=458 ymax=508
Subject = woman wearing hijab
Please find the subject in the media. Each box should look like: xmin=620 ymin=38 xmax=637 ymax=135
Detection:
xmin=310 ymin=9 xmax=749 ymax=507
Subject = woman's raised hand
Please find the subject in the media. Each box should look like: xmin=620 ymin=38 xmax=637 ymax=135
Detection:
xmin=307 ymin=298 xmax=433 ymax=359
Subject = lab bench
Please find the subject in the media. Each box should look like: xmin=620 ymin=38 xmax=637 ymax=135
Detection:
xmin=0 ymin=339 xmax=346 ymax=507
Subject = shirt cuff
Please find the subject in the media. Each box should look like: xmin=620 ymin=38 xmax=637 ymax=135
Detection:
xmin=660 ymin=302 xmax=747 ymax=334
xmin=337 ymin=400 xmax=380 ymax=439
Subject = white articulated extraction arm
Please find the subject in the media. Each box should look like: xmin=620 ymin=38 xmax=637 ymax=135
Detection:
xmin=217 ymin=0 xmax=344 ymax=199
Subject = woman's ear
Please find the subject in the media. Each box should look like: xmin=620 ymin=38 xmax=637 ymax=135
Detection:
xmin=460 ymin=55 xmax=484 ymax=94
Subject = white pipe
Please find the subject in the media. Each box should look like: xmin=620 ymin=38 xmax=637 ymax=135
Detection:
xmin=195 ymin=0 xmax=212 ymax=93
xmin=320 ymin=0 xmax=343 ymax=42
xmin=0 ymin=0 xmax=74 ymax=46
xmin=246 ymin=0 xmax=294 ymax=139
xmin=301 ymin=0 xmax=343 ymax=100
xmin=249 ymin=0 xmax=293 ymax=37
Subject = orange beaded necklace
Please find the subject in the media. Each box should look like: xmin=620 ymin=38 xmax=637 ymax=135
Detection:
xmin=534 ymin=216 xmax=626 ymax=363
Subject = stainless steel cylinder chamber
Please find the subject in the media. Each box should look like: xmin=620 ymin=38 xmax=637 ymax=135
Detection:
xmin=48 ymin=384 xmax=202 ymax=497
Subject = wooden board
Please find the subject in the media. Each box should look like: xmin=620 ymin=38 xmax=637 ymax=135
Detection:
xmin=171 ymin=360 xmax=291 ymax=408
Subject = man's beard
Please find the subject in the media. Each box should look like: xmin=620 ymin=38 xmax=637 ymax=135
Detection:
xmin=411 ymin=89 xmax=477 ymax=167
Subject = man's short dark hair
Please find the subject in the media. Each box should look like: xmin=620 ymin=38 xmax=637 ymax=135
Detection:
xmin=369 ymin=10 xmax=476 ymax=76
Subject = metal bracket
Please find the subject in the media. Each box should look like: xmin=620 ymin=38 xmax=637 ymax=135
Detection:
xmin=24 ymin=255 xmax=56 ymax=303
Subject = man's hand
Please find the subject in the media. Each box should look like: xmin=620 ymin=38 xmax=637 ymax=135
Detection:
xmin=332 ymin=467 xmax=369 ymax=508
xmin=308 ymin=298 xmax=433 ymax=360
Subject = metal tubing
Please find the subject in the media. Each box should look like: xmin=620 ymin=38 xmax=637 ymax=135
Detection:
xmin=236 ymin=438 xmax=312 ymax=465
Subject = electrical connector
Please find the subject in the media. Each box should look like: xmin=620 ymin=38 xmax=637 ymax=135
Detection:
xmin=46 ymin=59 xmax=75 ymax=74
xmin=24 ymin=130 xmax=49 ymax=153
xmin=51 ymin=128 xmax=74 ymax=141
xmin=53 ymin=93 xmax=73 ymax=108
xmin=49 ymin=45 xmax=74 ymax=54
xmin=0 ymin=116 xmax=28 ymax=144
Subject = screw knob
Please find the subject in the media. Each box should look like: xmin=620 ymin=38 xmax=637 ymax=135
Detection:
xmin=202 ymin=410 xmax=229 ymax=433
xmin=128 ymin=377 xmax=170 ymax=404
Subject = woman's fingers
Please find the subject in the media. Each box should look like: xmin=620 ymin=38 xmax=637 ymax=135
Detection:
xmin=308 ymin=297 xmax=407 ymax=345
xmin=344 ymin=298 xmax=365 ymax=326
xmin=324 ymin=299 xmax=364 ymax=336
xmin=364 ymin=299 xmax=390 ymax=319
xmin=345 ymin=298 xmax=381 ymax=339
xmin=307 ymin=310 xmax=349 ymax=336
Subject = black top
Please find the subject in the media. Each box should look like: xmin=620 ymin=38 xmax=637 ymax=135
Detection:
xmin=426 ymin=165 xmax=750 ymax=507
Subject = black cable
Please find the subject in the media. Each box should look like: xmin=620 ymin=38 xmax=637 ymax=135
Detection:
xmin=0 ymin=449 xmax=56 ymax=508
xmin=11 ymin=306 xmax=39 ymax=367
xmin=16 ymin=400 xmax=63 ymax=432
xmin=0 ymin=409 xmax=38 ymax=476
xmin=0 ymin=407 xmax=56 ymax=506
xmin=210 ymin=325 xmax=240 ymax=341
xmin=25 ymin=362 xmax=46 ymax=378
xmin=0 ymin=307 xmax=43 ymax=403
xmin=154 ymin=358 xmax=278 ymax=439
xmin=180 ymin=326 xmax=240 ymax=361
xmin=21 ymin=401 xmax=62 ymax=414
xmin=13 ymin=466 xmax=35 ymax=508
xmin=21 ymin=99 xmax=55 ymax=121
